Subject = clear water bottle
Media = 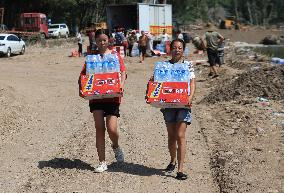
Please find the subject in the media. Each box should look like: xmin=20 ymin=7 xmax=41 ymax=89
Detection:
xmin=154 ymin=61 xmax=171 ymax=82
xmin=102 ymin=56 xmax=109 ymax=73
xmin=104 ymin=54 xmax=118 ymax=73
xmin=112 ymin=54 xmax=120 ymax=72
xmin=184 ymin=47 xmax=189 ymax=58
xmin=103 ymin=54 xmax=110 ymax=73
xmin=86 ymin=55 xmax=95 ymax=75
xmin=271 ymin=57 xmax=280 ymax=65
xmin=171 ymin=63 xmax=189 ymax=82
xmin=280 ymin=58 xmax=284 ymax=65
xmin=94 ymin=55 xmax=104 ymax=74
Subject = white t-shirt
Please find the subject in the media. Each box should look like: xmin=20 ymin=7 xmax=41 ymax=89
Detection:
xmin=77 ymin=33 xmax=83 ymax=44
xmin=161 ymin=33 xmax=170 ymax=43
xmin=178 ymin=33 xmax=184 ymax=40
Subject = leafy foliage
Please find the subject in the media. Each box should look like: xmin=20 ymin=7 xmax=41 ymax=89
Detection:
xmin=1 ymin=0 xmax=283 ymax=32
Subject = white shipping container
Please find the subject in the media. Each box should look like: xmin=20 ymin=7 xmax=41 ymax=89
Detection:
xmin=106 ymin=3 xmax=172 ymax=41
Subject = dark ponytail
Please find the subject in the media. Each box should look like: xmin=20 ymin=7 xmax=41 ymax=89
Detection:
xmin=95 ymin=29 xmax=110 ymax=39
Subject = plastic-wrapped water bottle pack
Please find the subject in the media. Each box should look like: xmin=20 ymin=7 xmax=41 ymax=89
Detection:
xmin=271 ymin=57 xmax=284 ymax=65
xmin=86 ymin=54 xmax=120 ymax=75
xmin=154 ymin=62 xmax=190 ymax=82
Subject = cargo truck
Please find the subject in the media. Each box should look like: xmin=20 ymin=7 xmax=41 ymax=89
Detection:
xmin=106 ymin=3 xmax=172 ymax=41
xmin=1 ymin=9 xmax=49 ymax=39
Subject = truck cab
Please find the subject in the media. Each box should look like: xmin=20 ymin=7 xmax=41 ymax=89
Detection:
xmin=20 ymin=13 xmax=48 ymax=38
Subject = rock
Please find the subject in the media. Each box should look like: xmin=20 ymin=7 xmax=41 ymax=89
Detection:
xmin=225 ymin=151 xmax=234 ymax=155
xmin=232 ymin=158 xmax=240 ymax=163
xmin=225 ymin=129 xmax=235 ymax=135
xmin=260 ymin=35 xmax=279 ymax=45
xmin=256 ymin=127 xmax=265 ymax=133
xmin=217 ymin=157 xmax=226 ymax=167
xmin=232 ymin=125 xmax=239 ymax=129
xmin=268 ymin=190 xmax=279 ymax=193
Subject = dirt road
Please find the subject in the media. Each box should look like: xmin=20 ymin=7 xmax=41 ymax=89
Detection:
xmin=0 ymin=44 xmax=218 ymax=193
xmin=0 ymin=29 xmax=283 ymax=193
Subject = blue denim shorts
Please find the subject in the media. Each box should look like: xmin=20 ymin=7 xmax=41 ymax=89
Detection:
xmin=161 ymin=108 xmax=192 ymax=125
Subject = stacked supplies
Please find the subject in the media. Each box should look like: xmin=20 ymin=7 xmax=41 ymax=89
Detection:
xmin=146 ymin=61 xmax=191 ymax=108
xmin=80 ymin=54 xmax=122 ymax=100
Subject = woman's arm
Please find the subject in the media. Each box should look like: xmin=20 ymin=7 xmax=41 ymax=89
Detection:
xmin=120 ymin=71 xmax=126 ymax=90
xmin=188 ymin=78 xmax=196 ymax=105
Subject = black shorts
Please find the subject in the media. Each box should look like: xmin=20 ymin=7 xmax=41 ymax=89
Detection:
xmin=89 ymin=102 xmax=120 ymax=117
xmin=139 ymin=46 xmax=147 ymax=55
xmin=207 ymin=48 xmax=220 ymax=66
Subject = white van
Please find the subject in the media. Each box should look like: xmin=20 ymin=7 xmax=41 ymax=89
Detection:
xmin=48 ymin=23 xmax=69 ymax=38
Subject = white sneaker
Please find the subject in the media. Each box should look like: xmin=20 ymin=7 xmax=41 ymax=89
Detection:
xmin=113 ymin=147 xmax=124 ymax=162
xmin=94 ymin=161 xmax=108 ymax=173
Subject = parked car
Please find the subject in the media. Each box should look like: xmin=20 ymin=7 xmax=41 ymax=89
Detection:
xmin=0 ymin=33 xmax=25 ymax=57
xmin=48 ymin=23 xmax=69 ymax=38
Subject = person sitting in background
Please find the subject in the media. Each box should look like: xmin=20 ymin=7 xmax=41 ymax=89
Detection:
xmin=191 ymin=34 xmax=206 ymax=53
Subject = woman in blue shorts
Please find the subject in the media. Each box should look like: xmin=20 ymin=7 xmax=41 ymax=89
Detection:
xmin=161 ymin=39 xmax=196 ymax=180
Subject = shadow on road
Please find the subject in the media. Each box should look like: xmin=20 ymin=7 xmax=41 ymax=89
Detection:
xmin=38 ymin=158 xmax=94 ymax=171
xmin=38 ymin=158 xmax=166 ymax=177
xmin=108 ymin=162 xmax=165 ymax=176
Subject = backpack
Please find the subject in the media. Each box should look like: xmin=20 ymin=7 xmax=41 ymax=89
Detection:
xmin=115 ymin=32 xmax=124 ymax=46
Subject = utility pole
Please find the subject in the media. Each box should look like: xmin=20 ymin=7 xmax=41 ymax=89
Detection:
xmin=0 ymin=8 xmax=4 ymax=25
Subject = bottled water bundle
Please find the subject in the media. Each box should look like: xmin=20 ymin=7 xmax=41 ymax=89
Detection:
xmin=86 ymin=54 xmax=120 ymax=75
xmin=154 ymin=62 xmax=172 ymax=82
xmin=171 ymin=63 xmax=190 ymax=82
xmin=156 ymin=44 xmax=165 ymax=53
xmin=154 ymin=62 xmax=190 ymax=82
xmin=271 ymin=57 xmax=284 ymax=65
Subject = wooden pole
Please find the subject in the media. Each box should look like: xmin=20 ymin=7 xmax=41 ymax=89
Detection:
xmin=0 ymin=8 xmax=4 ymax=25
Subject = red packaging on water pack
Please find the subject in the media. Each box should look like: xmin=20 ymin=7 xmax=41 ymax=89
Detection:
xmin=80 ymin=72 xmax=122 ymax=100
xmin=146 ymin=81 xmax=190 ymax=108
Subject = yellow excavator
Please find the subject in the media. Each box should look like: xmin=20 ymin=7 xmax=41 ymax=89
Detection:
xmin=219 ymin=16 xmax=240 ymax=30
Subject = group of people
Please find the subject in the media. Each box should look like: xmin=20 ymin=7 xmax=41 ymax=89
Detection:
xmin=78 ymin=29 xmax=197 ymax=181
xmin=81 ymin=27 xmax=172 ymax=63
xmin=77 ymin=25 xmax=224 ymax=181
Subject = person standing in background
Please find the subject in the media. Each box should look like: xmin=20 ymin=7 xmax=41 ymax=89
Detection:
xmin=176 ymin=30 xmax=184 ymax=41
xmin=88 ymin=30 xmax=96 ymax=51
xmin=127 ymin=31 xmax=138 ymax=57
xmin=138 ymin=31 xmax=148 ymax=63
xmin=161 ymin=29 xmax=171 ymax=54
xmin=147 ymin=32 xmax=154 ymax=56
xmin=204 ymin=24 xmax=224 ymax=78
xmin=161 ymin=29 xmax=170 ymax=43
xmin=76 ymin=30 xmax=83 ymax=57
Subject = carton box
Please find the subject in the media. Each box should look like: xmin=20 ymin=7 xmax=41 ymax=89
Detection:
xmin=146 ymin=81 xmax=190 ymax=108
xmin=80 ymin=72 xmax=122 ymax=100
